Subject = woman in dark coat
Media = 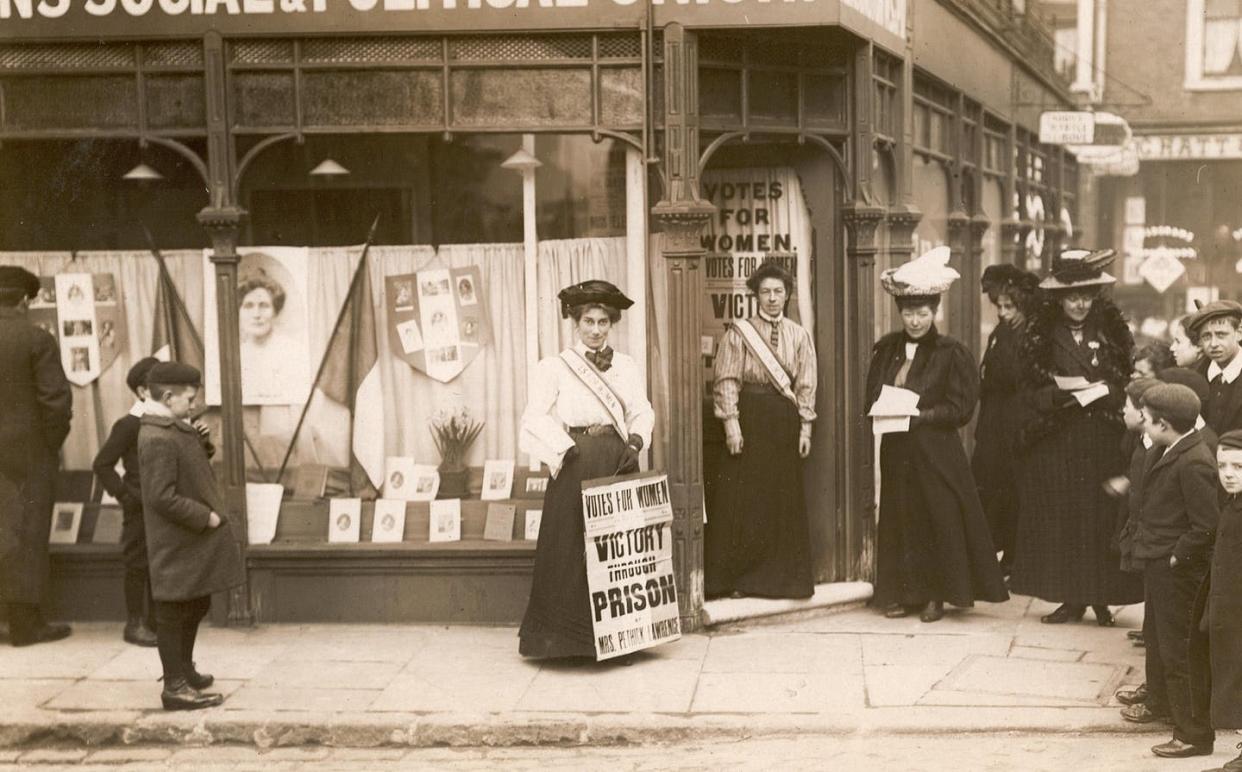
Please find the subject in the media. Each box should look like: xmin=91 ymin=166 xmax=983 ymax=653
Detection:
xmin=1010 ymin=249 xmax=1144 ymax=626
xmin=867 ymin=247 xmax=1009 ymax=622
xmin=972 ymin=264 xmax=1039 ymax=577
xmin=1190 ymin=431 xmax=1242 ymax=771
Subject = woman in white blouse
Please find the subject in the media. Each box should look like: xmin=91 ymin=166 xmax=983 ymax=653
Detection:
xmin=518 ymin=280 xmax=654 ymax=659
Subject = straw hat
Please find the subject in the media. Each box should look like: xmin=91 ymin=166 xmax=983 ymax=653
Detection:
xmin=880 ymin=246 xmax=960 ymax=297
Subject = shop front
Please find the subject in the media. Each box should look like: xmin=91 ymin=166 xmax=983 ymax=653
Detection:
xmin=0 ymin=0 xmax=1080 ymax=628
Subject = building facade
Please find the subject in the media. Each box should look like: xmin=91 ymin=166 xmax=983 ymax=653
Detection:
xmin=0 ymin=0 xmax=1078 ymax=627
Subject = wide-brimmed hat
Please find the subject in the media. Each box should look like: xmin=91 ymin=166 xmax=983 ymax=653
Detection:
xmin=1185 ymin=299 xmax=1242 ymax=339
xmin=1039 ymin=249 xmax=1117 ymax=290
xmin=0 ymin=266 xmax=40 ymax=299
xmin=880 ymin=246 xmax=959 ymax=297
xmin=557 ymin=280 xmax=633 ymax=319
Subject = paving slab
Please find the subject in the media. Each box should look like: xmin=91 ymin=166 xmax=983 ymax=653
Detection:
xmin=44 ymin=679 xmax=243 ymax=711
xmin=0 ymin=679 xmax=75 ymax=711
xmin=691 ymin=671 xmax=865 ymax=713
xmin=860 ymin=632 xmax=1011 ymax=666
xmin=864 ymin=663 xmax=955 ymax=707
xmin=701 ymin=632 xmax=861 ymax=675
xmin=937 ymin=655 xmax=1125 ymax=704
xmin=517 ymin=657 xmax=700 ymax=713
xmin=371 ymin=666 xmax=537 ymax=713
xmin=223 ymin=686 xmax=381 ymax=713
xmin=1010 ymin=645 xmax=1085 ymax=662
xmin=249 ymin=659 xmax=405 ymax=690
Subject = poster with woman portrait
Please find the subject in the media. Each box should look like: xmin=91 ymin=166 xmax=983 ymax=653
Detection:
xmin=203 ymin=247 xmax=312 ymax=406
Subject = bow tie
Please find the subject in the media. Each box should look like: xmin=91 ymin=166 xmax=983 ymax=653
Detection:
xmin=585 ymin=347 xmax=614 ymax=372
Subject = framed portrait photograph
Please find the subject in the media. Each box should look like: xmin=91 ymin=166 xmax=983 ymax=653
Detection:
xmin=481 ymin=459 xmax=515 ymax=501
xmin=371 ymin=499 xmax=407 ymax=544
xmin=327 ymin=498 xmax=362 ymax=544
xmin=48 ymin=502 xmax=84 ymax=545
xmin=429 ymin=499 xmax=461 ymax=543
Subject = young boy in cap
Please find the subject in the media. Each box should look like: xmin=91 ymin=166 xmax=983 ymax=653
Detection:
xmin=139 ymin=362 xmax=243 ymax=710
xmin=93 ymin=357 xmax=162 ymax=647
xmin=1191 ymin=430 xmax=1242 ymax=772
xmin=1130 ymin=383 xmax=1219 ymax=758
xmin=1189 ymin=300 xmax=1242 ymax=436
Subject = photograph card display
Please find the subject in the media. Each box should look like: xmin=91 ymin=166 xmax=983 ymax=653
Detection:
xmin=48 ymin=502 xmax=84 ymax=545
xmin=245 ymin=483 xmax=284 ymax=545
xmin=429 ymin=499 xmax=462 ymax=543
xmin=291 ymin=463 xmax=330 ymax=500
xmin=483 ymin=504 xmax=517 ymax=542
xmin=524 ymin=509 xmax=543 ymax=541
xmin=385 ymin=265 xmax=491 ymax=384
xmin=481 ymin=459 xmax=515 ymax=501
xmin=371 ymin=499 xmax=407 ymax=543
xmin=328 ymin=498 xmax=362 ymax=543
xmin=91 ymin=508 xmax=124 ymax=545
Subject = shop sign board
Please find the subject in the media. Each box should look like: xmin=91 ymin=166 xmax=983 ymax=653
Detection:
xmin=1137 ymin=134 xmax=1242 ymax=161
xmin=1039 ymin=111 xmax=1095 ymax=145
xmin=0 ymin=0 xmax=905 ymax=42
xmin=581 ymin=472 xmax=681 ymax=661
xmin=28 ymin=273 xmax=127 ymax=387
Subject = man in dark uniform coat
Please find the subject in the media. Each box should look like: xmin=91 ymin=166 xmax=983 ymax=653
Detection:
xmin=0 ymin=266 xmax=73 ymax=646
xmin=1189 ymin=300 xmax=1242 ymax=437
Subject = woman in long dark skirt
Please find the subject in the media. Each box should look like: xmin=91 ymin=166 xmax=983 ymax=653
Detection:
xmin=867 ymin=247 xmax=1009 ymax=622
xmin=972 ymin=264 xmax=1038 ymax=577
xmin=517 ymin=280 xmax=654 ymax=659
xmin=1010 ymin=249 xmax=1144 ymax=626
xmin=705 ymin=262 xmax=817 ymax=599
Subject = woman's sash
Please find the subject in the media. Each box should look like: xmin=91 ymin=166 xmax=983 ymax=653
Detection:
xmin=559 ymin=349 xmax=629 ymax=440
xmin=733 ymin=319 xmax=800 ymax=407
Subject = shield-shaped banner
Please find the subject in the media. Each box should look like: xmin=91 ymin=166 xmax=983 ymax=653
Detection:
xmin=28 ymin=273 xmax=128 ymax=387
xmin=385 ymin=266 xmax=492 ymax=383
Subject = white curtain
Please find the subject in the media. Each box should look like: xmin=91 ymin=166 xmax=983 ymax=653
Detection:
xmin=2 ymin=239 xmax=633 ymax=477
xmin=1203 ymin=15 xmax=1242 ymax=74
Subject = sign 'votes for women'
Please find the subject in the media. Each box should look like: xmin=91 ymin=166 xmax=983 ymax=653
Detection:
xmin=580 ymin=472 xmax=681 ymax=661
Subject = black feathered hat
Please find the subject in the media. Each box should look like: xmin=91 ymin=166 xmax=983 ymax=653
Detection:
xmin=557 ymin=280 xmax=633 ymax=319
xmin=980 ymin=264 xmax=1038 ymax=296
xmin=0 ymin=266 xmax=41 ymax=299
xmin=1039 ymin=248 xmax=1117 ymax=290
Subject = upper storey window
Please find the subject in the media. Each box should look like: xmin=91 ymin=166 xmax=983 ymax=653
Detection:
xmin=1187 ymin=0 xmax=1242 ymax=89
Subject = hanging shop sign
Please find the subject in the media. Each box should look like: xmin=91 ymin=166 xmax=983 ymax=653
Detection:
xmin=581 ymin=472 xmax=681 ymax=661
xmin=0 ymin=0 xmax=904 ymax=45
xmin=699 ymin=168 xmax=812 ymax=390
xmin=385 ymin=266 xmax=490 ymax=384
xmin=204 ymin=247 xmax=313 ymax=407
xmin=1039 ymin=111 xmax=1095 ymax=145
xmin=28 ymin=273 xmax=128 ymax=387
xmin=1138 ymin=251 xmax=1186 ymax=294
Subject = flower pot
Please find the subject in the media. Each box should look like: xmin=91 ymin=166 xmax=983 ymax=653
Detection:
xmin=438 ymin=467 xmax=470 ymax=499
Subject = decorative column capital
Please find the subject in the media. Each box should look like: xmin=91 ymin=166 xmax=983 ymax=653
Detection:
xmin=197 ymin=205 xmax=247 ymax=262
xmin=886 ymin=204 xmax=922 ymax=259
xmin=841 ymin=202 xmax=886 ymax=266
xmin=652 ymin=199 xmax=716 ymax=259
xmin=946 ymin=210 xmax=971 ymax=236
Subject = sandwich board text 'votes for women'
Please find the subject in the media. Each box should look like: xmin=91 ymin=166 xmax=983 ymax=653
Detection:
xmin=581 ymin=472 xmax=681 ymax=661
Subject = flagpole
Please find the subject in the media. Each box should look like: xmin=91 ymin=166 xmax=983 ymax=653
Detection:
xmin=275 ymin=214 xmax=382 ymax=486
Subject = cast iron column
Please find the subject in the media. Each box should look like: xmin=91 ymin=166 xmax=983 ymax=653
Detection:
xmin=198 ymin=31 xmax=252 ymax=626
xmin=651 ymin=22 xmax=714 ymax=631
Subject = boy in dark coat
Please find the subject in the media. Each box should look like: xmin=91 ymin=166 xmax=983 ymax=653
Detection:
xmin=93 ymin=357 xmax=161 ymax=647
xmin=1131 ymin=384 xmax=1219 ymax=759
xmin=139 ymin=362 xmax=243 ymax=711
xmin=1190 ymin=430 xmax=1242 ymax=772
xmin=0 ymin=266 xmax=73 ymax=647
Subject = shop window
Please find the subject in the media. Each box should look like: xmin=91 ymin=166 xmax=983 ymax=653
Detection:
xmin=599 ymin=68 xmax=644 ymax=127
xmin=145 ymin=75 xmax=206 ymax=131
xmin=535 ymin=135 xmax=627 ymax=239
xmin=451 ymin=69 xmax=592 ymax=127
xmin=248 ymin=189 xmax=411 ymax=247
xmin=700 ymin=67 xmax=743 ymax=123
xmin=232 ymin=73 xmax=297 ymax=129
xmin=803 ymin=73 xmax=847 ymax=126
xmin=748 ymin=70 xmax=799 ymax=123
xmin=302 ymin=70 xmax=444 ymax=128
xmin=1186 ymin=0 xmax=1242 ymax=89
xmin=2 ymin=76 xmax=137 ymax=131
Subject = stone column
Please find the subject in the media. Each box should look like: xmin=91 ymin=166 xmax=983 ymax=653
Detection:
xmin=650 ymin=22 xmax=715 ymax=631
xmin=199 ymin=31 xmax=252 ymax=626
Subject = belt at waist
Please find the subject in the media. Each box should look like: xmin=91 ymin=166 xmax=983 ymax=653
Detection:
xmin=740 ymin=381 xmax=779 ymax=395
xmin=567 ymin=424 xmax=616 ymax=437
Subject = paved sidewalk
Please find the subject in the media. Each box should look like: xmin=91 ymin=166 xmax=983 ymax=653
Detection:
xmin=0 ymin=595 xmax=1156 ymax=749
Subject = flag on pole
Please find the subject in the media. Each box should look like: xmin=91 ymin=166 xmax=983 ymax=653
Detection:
xmin=312 ymin=241 xmax=385 ymax=491
xmin=147 ymin=235 xmax=204 ymax=369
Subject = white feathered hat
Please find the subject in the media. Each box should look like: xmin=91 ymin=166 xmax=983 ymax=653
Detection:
xmin=880 ymin=246 xmax=960 ymax=297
